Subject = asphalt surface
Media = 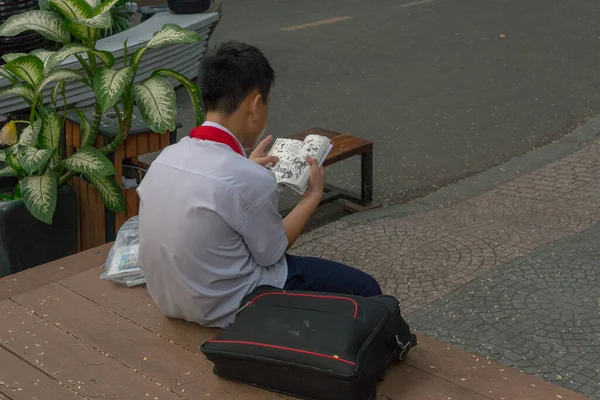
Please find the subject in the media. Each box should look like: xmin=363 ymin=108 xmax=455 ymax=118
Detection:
xmin=160 ymin=0 xmax=600 ymax=225
xmin=206 ymin=0 xmax=600 ymax=200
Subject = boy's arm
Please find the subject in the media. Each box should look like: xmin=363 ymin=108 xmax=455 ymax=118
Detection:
xmin=240 ymin=188 xmax=288 ymax=267
xmin=283 ymin=157 xmax=325 ymax=249
xmin=240 ymin=157 xmax=324 ymax=263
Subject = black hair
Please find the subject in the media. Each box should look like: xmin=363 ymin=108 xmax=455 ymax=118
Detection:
xmin=199 ymin=41 xmax=275 ymax=115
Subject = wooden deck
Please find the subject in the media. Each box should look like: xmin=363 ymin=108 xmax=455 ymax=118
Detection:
xmin=0 ymin=248 xmax=590 ymax=400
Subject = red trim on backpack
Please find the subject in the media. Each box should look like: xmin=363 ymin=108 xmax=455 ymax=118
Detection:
xmin=207 ymin=340 xmax=356 ymax=366
xmin=189 ymin=125 xmax=244 ymax=156
xmin=249 ymin=292 xmax=359 ymax=319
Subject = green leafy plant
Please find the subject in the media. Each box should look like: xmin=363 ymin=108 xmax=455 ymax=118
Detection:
xmin=0 ymin=0 xmax=204 ymax=224
xmin=39 ymin=0 xmax=138 ymax=39
xmin=101 ymin=0 xmax=138 ymax=39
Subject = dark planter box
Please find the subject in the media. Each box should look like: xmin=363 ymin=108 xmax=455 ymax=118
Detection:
xmin=0 ymin=0 xmax=45 ymax=62
xmin=0 ymin=183 xmax=78 ymax=278
xmin=167 ymin=0 xmax=211 ymax=14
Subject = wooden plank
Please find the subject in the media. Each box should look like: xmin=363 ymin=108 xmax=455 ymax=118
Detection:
xmin=115 ymin=212 xmax=127 ymax=236
xmin=88 ymin=184 xmax=105 ymax=248
xmin=60 ymin=269 xmax=220 ymax=353
xmin=290 ymin=128 xmax=341 ymax=142
xmin=378 ymin=364 xmax=489 ymax=400
xmin=289 ymin=128 xmax=373 ymax=166
xmin=405 ymin=335 xmax=589 ymax=400
xmin=60 ymin=270 xmax=515 ymax=400
xmin=65 ymin=121 xmax=73 ymax=158
xmin=87 ymin=184 xmax=99 ymax=248
xmin=71 ymin=178 xmax=82 ymax=252
xmin=113 ymin=144 xmax=126 ymax=235
xmin=0 ymin=299 xmax=180 ymax=400
xmin=0 ymin=243 xmax=111 ymax=302
xmin=148 ymin=133 xmax=160 ymax=153
xmin=159 ymin=130 xmax=170 ymax=149
xmin=0 ymin=348 xmax=82 ymax=400
xmin=79 ymin=180 xmax=90 ymax=251
xmin=124 ymin=135 xmax=137 ymax=158
xmin=326 ymin=134 xmax=373 ymax=166
xmin=137 ymin=133 xmax=149 ymax=155
xmin=71 ymin=124 xmax=81 ymax=150
xmin=97 ymin=189 xmax=106 ymax=247
xmin=57 ymin=269 xmax=587 ymax=400
xmin=13 ymin=283 xmax=285 ymax=400
xmin=113 ymin=143 xmax=124 ymax=182
xmin=125 ymin=188 xmax=138 ymax=220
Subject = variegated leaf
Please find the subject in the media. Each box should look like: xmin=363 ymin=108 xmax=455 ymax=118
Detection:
xmin=39 ymin=109 xmax=62 ymax=151
xmin=5 ymin=55 xmax=44 ymax=87
xmin=92 ymin=50 xmax=115 ymax=68
xmin=75 ymin=111 xmax=95 ymax=146
xmin=131 ymin=47 xmax=146 ymax=67
xmin=45 ymin=44 xmax=115 ymax=70
xmin=0 ymin=165 xmax=16 ymax=177
xmin=0 ymin=84 xmax=36 ymax=105
xmin=49 ymin=0 xmax=93 ymax=20
xmin=65 ymin=18 xmax=98 ymax=41
xmin=1 ymin=53 xmax=28 ymax=63
xmin=133 ymin=76 xmax=177 ymax=133
xmin=0 ymin=10 xmax=70 ymax=44
xmin=0 ymin=149 xmax=5 ymax=163
xmin=153 ymin=68 xmax=203 ymax=126
xmin=37 ymin=69 xmax=85 ymax=95
xmin=0 ymin=122 xmax=17 ymax=146
xmin=84 ymin=0 xmax=101 ymax=6
xmin=85 ymin=173 xmax=125 ymax=213
xmin=21 ymin=173 xmax=58 ymax=224
xmin=93 ymin=0 xmax=120 ymax=16
xmin=51 ymin=81 xmax=64 ymax=106
xmin=44 ymin=43 xmax=89 ymax=70
xmin=0 ymin=67 xmax=17 ymax=84
xmin=19 ymin=120 xmax=42 ymax=146
xmin=17 ymin=146 xmax=54 ymax=175
xmin=30 ymin=49 xmax=54 ymax=65
xmin=75 ymin=10 xmax=111 ymax=29
xmin=5 ymin=145 xmax=26 ymax=176
xmin=147 ymin=24 xmax=201 ymax=49
xmin=64 ymin=146 xmax=115 ymax=176
xmin=94 ymin=67 xmax=132 ymax=113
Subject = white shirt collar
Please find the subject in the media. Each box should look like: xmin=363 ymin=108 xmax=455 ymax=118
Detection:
xmin=201 ymin=121 xmax=247 ymax=157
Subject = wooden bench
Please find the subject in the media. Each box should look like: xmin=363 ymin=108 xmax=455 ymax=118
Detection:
xmin=0 ymin=247 xmax=589 ymax=400
xmin=285 ymin=128 xmax=375 ymax=213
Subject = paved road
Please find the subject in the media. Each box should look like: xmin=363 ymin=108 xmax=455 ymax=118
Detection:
xmin=199 ymin=0 xmax=600 ymax=207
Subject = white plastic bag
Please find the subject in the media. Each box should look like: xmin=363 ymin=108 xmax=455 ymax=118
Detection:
xmin=101 ymin=216 xmax=145 ymax=287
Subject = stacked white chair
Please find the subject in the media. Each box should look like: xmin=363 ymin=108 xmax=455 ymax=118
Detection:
xmin=0 ymin=12 xmax=218 ymax=115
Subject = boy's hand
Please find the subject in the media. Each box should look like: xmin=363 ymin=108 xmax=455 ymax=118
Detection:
xmin=250 ymin=135 xmax=279 ymax=167
xmin=303 ymin=156 xmax=325 ymax=202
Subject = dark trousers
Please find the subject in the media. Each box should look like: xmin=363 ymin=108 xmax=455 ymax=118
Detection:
xmin=283 ymin=254 xmax=382 ymax=297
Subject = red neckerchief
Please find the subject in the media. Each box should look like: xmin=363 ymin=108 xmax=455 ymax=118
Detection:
xmin=189 ymin=125 xmax=244 ymax=156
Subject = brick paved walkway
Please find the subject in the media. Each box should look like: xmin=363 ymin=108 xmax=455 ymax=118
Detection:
xmin=291 ymin=140 xmax=600 ymax=398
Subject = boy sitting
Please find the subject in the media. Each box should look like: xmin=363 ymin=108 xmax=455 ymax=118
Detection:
xmin=137 ymin=41 xmax=381 ymax=328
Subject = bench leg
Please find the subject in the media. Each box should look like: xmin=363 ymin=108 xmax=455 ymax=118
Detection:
xmin=361 ymin=150 xmax=373 ymax=205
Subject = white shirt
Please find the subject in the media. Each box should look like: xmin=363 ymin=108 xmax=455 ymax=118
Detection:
xmin=137 ymin=122 xmax=288 ymax=328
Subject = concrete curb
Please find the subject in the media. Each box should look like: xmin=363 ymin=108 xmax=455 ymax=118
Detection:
xmin=341 ymin=113 xmax=600 ymax=224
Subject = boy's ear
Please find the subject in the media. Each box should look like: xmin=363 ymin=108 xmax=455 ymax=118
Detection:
xmin=249 ymin=93 xmax=262 ymax=120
